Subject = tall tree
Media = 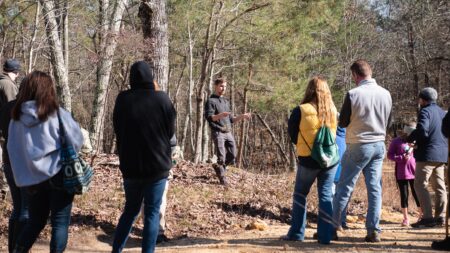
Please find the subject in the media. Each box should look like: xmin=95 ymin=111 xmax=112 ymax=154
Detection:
xmin=39 ymin=0 xmax=71 ymax=111
xmin=139 ymin=0 xmax=169 ymax=91
xmin=90 ymin=0 xmax=129 ymax=150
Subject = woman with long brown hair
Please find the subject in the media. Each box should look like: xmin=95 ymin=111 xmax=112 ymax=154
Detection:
xmin=7 ymin=71 xmax=83 ymax=252
xmin=282 ymin=76 xmax=338 ymax=244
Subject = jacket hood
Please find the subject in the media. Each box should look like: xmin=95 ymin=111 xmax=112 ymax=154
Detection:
xmin=19 ymin=101 xmax=46 ymax=127
xmin=130 ymin=61 xmax=155 ymax=90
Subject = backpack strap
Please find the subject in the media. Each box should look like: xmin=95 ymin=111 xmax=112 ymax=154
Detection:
xmin=299 ymin=129 xmax=312 ymax=151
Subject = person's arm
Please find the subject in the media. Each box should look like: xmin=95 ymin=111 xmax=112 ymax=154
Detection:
xmin=288 ymin=106 xmax=301 ymax=144
xmin=408 ymin=109 xmax=430 ymax=143
xmin=339 ymin=93 xmax=351 ymax=128
xmin=231 ymin=113 xmax=251 ymax=123
xmin=387 ymin=139 xmax=405 ymax=163
xmin=442 ymin=108 xmax=450 ymax=138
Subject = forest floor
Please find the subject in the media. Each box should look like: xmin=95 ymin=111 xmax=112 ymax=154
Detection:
xmin=0 ymin=154 xmax=446 ymax=252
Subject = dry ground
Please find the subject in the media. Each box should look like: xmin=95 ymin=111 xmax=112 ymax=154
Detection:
xmin=0 ymin=155 xmax=444 ymax=252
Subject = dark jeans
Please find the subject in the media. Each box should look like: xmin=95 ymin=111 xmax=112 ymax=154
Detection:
xmin=212 ymin=131 xmax=236 ymax=167
xmin=397 ymin=179 xmax=420 ymax=208
xmin=112 ymin=178 xmax=167 ymax=253
xmin=3 ymin=163 xmax=29 ymax=253
xmin=14 ymin=180 xmax=74 ymax=253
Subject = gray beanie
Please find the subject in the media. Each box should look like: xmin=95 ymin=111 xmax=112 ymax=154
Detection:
xmin=419 ymin=87 xmax=438 ymax=102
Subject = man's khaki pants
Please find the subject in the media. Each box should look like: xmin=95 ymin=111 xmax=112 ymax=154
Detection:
xmin=414 ymin=162 xmax=447 ymax=219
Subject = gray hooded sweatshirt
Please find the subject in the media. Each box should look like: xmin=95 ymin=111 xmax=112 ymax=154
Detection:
xmin=7 ymin=101 xmax=83 ymax=187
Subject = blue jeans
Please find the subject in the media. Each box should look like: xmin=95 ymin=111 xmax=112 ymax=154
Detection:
xmin=332 ymin=142 xmax=385 ymax=234
xmin=112 ymin=178 xmax=167 ymax=253
xmin=15 ymin=180 xmax=74 ymax=253
xmin=3 ymin=163 xmax=29 ymax=253
xmin=287 ymin=163 xmax=337 ymax=244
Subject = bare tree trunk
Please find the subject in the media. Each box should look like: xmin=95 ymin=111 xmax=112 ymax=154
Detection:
xmin=90 ymin=0 xmax=129 ymax=150
xmin=255 ymin=113 xmax=289 ymax=163
xmin=407 ymin=21 xmax=419 ymax=102
xmin=139 ymin=0 xmax=169 ymax=91
xmin=237 ymin=65 xmax=252 ymax=167
xmin=28 ymin=1 xmax=40 ymax=74
xmin=39 ymin=0 xmax=71 ymax=111
xmin=180 ymin=20 xmax=195 ymax=154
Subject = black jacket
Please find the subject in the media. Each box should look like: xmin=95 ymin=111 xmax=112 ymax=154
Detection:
xmin=0 ymin=100 xmax=16 ymax=164
xmin=442 ymin=107 xmax=450 ymax=139
xmin=408 ymin=103 xmax=448 ymax=163
xmin=113 ymin=61 xmax=176 ymax=181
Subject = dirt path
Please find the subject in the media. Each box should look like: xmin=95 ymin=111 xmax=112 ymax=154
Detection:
xmin=24 ymin=216 xmax=446 ymax=253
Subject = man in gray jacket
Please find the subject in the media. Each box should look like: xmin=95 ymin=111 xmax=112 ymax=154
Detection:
xmin=0 ymin=59 xmax=20 ymax=198
xmin=333 ymin=59 xmax=392 ymax=243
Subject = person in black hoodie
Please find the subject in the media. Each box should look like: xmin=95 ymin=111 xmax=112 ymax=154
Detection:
xmin=112 ymin=61 xmax=176 ymax=253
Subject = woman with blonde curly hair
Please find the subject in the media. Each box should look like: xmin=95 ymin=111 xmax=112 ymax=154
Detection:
xmin=282 ymin=76 xmax=338 ymax=244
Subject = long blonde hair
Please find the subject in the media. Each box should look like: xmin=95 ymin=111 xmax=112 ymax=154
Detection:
xmin=301 ymin=76 xmax=336 ymax=127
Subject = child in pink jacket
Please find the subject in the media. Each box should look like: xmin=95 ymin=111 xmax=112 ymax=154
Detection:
xmin=387 ymin=123 xmax=422 ymax=226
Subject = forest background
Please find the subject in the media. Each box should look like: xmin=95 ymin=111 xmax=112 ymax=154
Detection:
xmin=0 ymin=0 xmax=448 ymax=172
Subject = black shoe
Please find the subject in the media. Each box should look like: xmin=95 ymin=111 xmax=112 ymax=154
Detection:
xmin=411 ymin=218 xmax=436 ymax=228
xmin=432 ymin=237 xmax=450 ymax=251
xmin=156 ymin=234 xmax=169 ymax=244
xmin=365 ymin=231 xmax=381 ymax=243
xmin=434 ymin=217 xmax=445 ymax=227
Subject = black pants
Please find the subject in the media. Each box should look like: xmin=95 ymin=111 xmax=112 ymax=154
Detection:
xmin=212 ymin=131 xmax=236 ymax=167
xmin=397 ymin=179 xmax=420 ymax=208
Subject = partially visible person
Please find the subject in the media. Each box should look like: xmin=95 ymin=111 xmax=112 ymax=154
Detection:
xmin=0 ymin=59 xmax=20 ymax=199
xmin=156 ymin=135 xmax=177 ymax=244
xmin=283 ymin=76 xmax=338 ymax=244
xmin=408 ymin=87 xmax=448 ymax=228
xmin=431 ymin=107 xmax=450 ymax=250
xmin=387 ymin=123 xmax=421 ymax=227
xmin=333 ymin=126 xmax=349 ymax=229
xmin=204 ymin=77 xmax=251 ymax=185
xmin=442 ymin=107 xmax=449 ymax=139
xmin=112 ymin=61 xmax=176 ymax=253
xmin=8 ymin=71 xmax=83 ymax=252
xmin=332 ymin=59 xmax=392 ymax=243
xmin=0 ymin=98 xmax=29 ymax=253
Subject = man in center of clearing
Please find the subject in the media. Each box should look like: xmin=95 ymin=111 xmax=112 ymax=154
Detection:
xmin=204 ymin=77 xmax=251 ymax=185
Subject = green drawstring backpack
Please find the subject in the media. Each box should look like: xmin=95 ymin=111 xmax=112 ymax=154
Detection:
xmin=300 ymin=124 xmax=340 ymax=169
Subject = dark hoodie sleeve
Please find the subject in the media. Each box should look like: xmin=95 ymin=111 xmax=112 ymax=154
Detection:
xmin=113 ymin=94 xmax=123 ymax=150
xmin=442 ymin=107 xmax=450 ymax=138
xmin=288 ymin=106 xmax=301 ymax=144
xmin=339 ymin=93 xmax=351 ymax=128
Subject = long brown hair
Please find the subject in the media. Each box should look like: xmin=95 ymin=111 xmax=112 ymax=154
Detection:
xmin=12 ymin=71 xmax=59 ymax=121
xmin=301 ymin=76 xmax=336 ymax=127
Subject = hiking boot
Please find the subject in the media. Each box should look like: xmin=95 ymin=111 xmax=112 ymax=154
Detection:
xmin=432 ymin=237 xmax=450 ymax=251
xmin=365 ymin=231 xmax=381 ymax=243
xmin=279 ymin=235 xmax=303 ymax=242
xmin=411 ymin=218 xmax=436 ymax=228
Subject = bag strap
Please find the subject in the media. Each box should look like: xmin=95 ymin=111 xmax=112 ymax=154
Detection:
xmin=299 ymin=129 xmax=312 ymax=151
xmin=56 ymin=109 xmax=68 ymax=146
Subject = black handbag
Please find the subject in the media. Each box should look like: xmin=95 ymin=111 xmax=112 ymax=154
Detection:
xmin=51 ymin=111 xmax=93 ymax=195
